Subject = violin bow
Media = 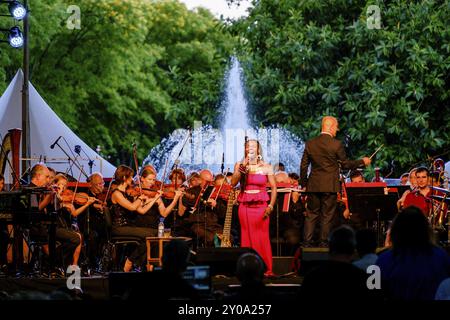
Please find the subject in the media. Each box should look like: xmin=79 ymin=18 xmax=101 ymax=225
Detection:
xmin=102 ymin=178 xmax=114 ymax=209
xmin=160 ymin=157 xmax=170 ymax=192
xmin=71 ymin=168 xmax=84 ymax=206
xmin=132 ymin=142 xmax=143 ymax=196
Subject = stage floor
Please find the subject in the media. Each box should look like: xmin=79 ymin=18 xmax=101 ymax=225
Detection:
xmin=0 ymin=255 xmax=306 ymax=300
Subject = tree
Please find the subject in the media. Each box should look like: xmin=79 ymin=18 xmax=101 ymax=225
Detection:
xmin=232 ymin=0 xmax=450 ymax=176
xmin=0 ymin=0 xmax=235 ymax=165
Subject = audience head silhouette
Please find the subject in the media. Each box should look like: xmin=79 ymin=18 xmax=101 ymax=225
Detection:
xmin=236 ymin=253 xmax=266 ymax=286
xmin=391 ymin=205 xmax=433 ymax=253
xmin=328 ymin=225 xmax=356 ymax=262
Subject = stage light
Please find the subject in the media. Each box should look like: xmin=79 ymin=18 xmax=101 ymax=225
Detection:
xmin=8 ymin=26 xmax=23 ymax=48
xmin=8 ymin=1 xmax=27 ymax=20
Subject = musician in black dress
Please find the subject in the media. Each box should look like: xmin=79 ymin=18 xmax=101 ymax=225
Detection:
xmin=134 ymin=168 xmax=182 ymax=229
xmin=110 ymin=165 xmax=158 ymax=272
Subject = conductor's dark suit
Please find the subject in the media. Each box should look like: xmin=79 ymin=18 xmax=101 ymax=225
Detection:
xmin=300 ymin=133 xmax=364 ymax=244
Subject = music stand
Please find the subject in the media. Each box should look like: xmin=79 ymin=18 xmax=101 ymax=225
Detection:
xmin=346 ymin=184 xmax=398 ymax=246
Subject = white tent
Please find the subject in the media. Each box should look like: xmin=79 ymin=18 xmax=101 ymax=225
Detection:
xmin=0 ymin=70 xmax=116 ymax=182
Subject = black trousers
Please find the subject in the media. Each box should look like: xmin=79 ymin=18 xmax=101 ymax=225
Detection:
xmin=55 ymin=227 xmax=81 ymax=265
xmin=111 ymin=226 xmax=156 ymax=265
xmin=304 ymin=192 xmax=337 ymax=244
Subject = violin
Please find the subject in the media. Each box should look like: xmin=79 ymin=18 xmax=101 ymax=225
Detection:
xmin=59 ymin=189 xmax=98 ymax=206
xmin=209 ymin=184 xmax=233 ymax=201
xmin=127 ymin=186 xmax=160 ymax=198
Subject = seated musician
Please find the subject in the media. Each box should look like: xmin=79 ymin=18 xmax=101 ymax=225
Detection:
xmin=400 ymin=173 xmax=409 ymax=185
xmin=52 ymin=174 xmax=97 ymax=268
xmin=76 ymin=172 xmax=108 ymax=270
xmin=27 ymin=164 xmax=54 ymax=260
xmin=110 ymin=165 xmax=157 ymax=272
xmin=339 ymin=170 xmax=368 ymax=230
xmin=134 ymin=168 xmax=182 ymax=229
xmin=349 ymin=170 xmax=365 ymax=183
xmin=187 ymin=172 xmax=201 ymax=188
xmin=403 ymin=167 xmax=432 ymax=216
xmin=397 ymin=167 xmax=418 ymax=210
xmin=178 ymin=169 xmax=221 ymax=248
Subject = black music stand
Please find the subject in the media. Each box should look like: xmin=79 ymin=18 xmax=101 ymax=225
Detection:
xmin=346 ymin=186 xmax=398 ymax=246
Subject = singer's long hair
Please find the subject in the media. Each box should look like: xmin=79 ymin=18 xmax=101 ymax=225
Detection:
xmin=240 ymin=139 xmax=264 ymax=192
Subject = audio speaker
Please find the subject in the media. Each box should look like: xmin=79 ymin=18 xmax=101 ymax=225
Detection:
xmin=194 ymin=247 xmax=260 ymax=276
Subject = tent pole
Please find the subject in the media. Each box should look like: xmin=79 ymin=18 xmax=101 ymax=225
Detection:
xmin=21 ymin=0 xmax=30 ymax=177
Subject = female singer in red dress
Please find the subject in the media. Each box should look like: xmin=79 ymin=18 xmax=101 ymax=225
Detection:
xmin=231 ymin=139 xmax=277 ymax=276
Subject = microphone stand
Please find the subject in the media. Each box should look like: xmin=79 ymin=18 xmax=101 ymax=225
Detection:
xmin=76 ymin=145 xmax=95 ymax=175
xmin=53 ymin=140 xmax=88 ymax=179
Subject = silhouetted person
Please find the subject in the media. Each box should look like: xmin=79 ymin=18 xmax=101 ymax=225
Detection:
xmin=125 ymin=239 xmax=199 ymax=300
xmin=353 ymin=229 xmax=378 ymax=271
xmin=226 ymin=252 xmax=279 ymax=301
xmin=376 ymin=206 xmax=450 ymax=300
xmin=299 ymin=225 xmax=373 ymax=301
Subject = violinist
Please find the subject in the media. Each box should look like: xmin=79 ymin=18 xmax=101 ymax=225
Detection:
xmin=110 ymin=165 xmax=158 ymax=272
xmin=77 ymin=172 xmax=108 ymax=271
xmin=210 ymin=174 xmax=230 ymax=226
xmin=52 ymin=174 xmax=97 ymax=268
xmin=187 ymin=172 xmax=201 ymax=188
xmin=179 ymin=169 xmax=222 ymax=247
xmin=134 ymin=168 xmax=183 ymax=229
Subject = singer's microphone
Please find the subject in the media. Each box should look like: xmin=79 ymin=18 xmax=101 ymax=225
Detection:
xmin=50 ymin=136 xmax=62 ymax=149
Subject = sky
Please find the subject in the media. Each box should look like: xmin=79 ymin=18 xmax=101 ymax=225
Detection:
xmin=178 ymin=0 xmax=253 ymax=19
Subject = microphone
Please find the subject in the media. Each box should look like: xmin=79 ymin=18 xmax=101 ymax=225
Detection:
xmin=188 ymin=127 xmax=192 ymax=144
xmin=50 ymin=136 xmax=62 ymax=149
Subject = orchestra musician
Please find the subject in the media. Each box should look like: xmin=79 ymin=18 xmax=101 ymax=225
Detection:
xmin=397 ymin=167 xmax=418 ymax=210
xmin=109 ymin=165 xmax=157 ymax=272
xmin=403 ymin=167 xmax=432 ymax=216
xmin=76 ymin=172 xmax=108 ymax=271
xmin=300 ymin=116 xmax=371 ymax=247
xmin=52 ymin=173 xmax=97 ymax=268
xmin=134 ymin=168 xmax=183 ymax=229
xmin=178 ymin=169 xmax=222 ymax=247
xmin=231 ymin=139 xmax=277 ymax=276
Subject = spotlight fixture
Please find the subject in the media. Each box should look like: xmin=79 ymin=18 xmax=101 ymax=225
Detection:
xmin=7 ymin=26 xmax=23 ymax=48
xmin=8 ymin=1 xmax=27 ymax=20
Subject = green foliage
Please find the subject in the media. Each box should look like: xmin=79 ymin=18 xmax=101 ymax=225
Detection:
xmin=232 ymin=0 xmax=450 ymax=176
xmin=0 ymin=0 xmax=235 ymax=164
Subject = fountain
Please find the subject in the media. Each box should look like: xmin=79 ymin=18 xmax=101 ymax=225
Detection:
xmin=143 ymin=57 xmax=304 ymax=178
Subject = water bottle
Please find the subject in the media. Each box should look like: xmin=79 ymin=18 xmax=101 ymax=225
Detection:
xmin=158 ymin=218 xmax=164 ymax=238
